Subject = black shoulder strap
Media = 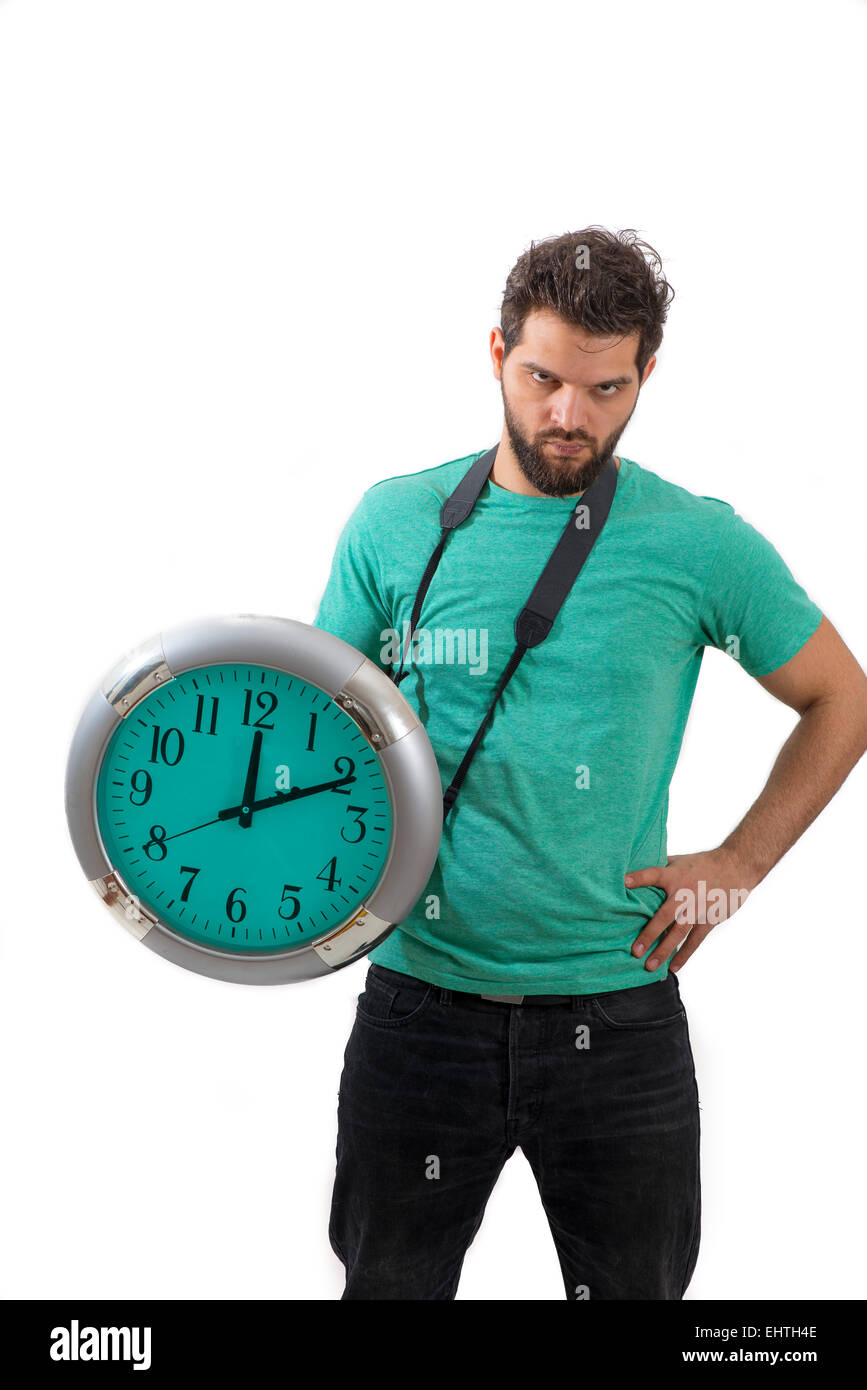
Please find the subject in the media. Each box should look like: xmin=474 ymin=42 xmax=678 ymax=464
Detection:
xmin=514 ymin=455 xmax=618 ymax=649
xmin=440 ymin=443 xmax=501 ymax=528
xmin=390 ymin=446 xmax=619 ymax=822
xmin=391 ymin=445 xmax=499 ymax=686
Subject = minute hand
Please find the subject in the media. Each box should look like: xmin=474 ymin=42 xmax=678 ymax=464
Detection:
xmin=217 ymin=774 xmax=356 ymax=821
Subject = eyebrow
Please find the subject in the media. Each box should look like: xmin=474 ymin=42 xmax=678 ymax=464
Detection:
xmin=520 ymin=360 xmax=634 ymax=387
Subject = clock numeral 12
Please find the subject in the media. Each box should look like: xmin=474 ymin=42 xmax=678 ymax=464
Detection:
xmin=242 ymin=689 xmax=278 ymax=729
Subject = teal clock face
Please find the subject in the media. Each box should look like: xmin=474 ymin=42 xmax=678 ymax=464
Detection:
xmin=94 ymin=663 xmax=393 ymax=953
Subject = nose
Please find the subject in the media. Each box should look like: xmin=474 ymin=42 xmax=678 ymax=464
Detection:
xmin=550 ymin=388 xmax=594 ymax=437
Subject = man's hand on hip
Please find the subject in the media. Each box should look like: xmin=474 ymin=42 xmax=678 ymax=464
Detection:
xmin=625 ymin=848 xmax=757 ymax=973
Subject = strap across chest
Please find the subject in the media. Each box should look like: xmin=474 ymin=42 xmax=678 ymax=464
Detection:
xmin=389 ymin=445 xmax=619 ymax=822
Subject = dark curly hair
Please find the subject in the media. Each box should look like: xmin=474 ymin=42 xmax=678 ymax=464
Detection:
xmin=500 ymin=227 xmax=675 ymax=379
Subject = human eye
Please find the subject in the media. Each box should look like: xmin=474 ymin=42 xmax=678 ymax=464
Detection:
xmin=530 ymin=370 xmax=553 ymax=384
xmin=595 ymin=383 xmax=621 ymax=397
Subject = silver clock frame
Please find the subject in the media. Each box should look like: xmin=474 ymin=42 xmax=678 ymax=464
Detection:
xmin=65 ymin=615 xmax=443 ymax=985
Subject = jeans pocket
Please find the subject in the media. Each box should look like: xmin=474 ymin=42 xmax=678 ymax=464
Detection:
xmin=591 ymin=975 xmax=686 ymax=1030
xmin=356 ymin=965 xmax=435 ymax=1028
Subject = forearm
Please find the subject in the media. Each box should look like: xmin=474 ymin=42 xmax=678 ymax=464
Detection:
xmin=720 ymin=694 xmax=867 ymax=891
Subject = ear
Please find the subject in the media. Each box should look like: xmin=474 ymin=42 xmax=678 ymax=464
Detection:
xmin=640 ymin=354 xmax=657 ymax=386
xmin=490 ymin=326 xmax=506 ymax=380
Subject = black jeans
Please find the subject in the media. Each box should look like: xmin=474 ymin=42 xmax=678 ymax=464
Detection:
xmin=329 ymin=963 xmax=701 ymax=1300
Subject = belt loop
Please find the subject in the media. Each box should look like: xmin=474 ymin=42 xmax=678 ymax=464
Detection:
xmin=437 ymin=985 xmax=452 ymax=1004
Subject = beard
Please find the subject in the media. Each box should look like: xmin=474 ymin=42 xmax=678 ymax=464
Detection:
xmin=501 ymin=387 xmax=636 ymax=497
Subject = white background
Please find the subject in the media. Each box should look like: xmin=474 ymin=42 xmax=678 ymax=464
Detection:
xmin=1 ymin=0 xmax=865 ymax=1300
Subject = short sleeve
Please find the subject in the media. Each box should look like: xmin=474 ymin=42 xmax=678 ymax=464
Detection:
xmin=696 ymin=508 xmax=823 ymax=677
xmin=311 ymin=493 xmax=393 ymax=668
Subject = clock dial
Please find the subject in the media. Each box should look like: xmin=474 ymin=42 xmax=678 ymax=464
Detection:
xmin=95 ymin=663 xmax=393 ymax=953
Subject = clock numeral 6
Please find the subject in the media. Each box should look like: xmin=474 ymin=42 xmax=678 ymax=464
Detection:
xmin=226 ymin=887 xmax=247 ymax=923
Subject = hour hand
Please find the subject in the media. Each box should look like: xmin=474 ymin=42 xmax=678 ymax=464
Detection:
xmin=238 ymin=730 xmax=263 ymax=829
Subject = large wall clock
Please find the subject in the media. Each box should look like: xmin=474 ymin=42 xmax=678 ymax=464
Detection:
xmin=65 ymin=615 xmax=442 ymax=984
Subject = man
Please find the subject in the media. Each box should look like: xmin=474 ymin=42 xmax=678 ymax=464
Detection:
xmin=312 ymin=228 xmax=867 ymax=1300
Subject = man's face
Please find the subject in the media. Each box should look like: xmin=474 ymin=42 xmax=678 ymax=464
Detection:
xmin=492 ymin=308 xmax=656 ymax=496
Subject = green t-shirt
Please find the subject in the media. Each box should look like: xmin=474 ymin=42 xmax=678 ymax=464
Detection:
xmin=312 ymin=450 xmax=823 ymax=994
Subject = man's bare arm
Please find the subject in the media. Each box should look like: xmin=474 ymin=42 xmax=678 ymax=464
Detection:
xmin=721 ymin=616 xmax=867 ymax=888
xmin=625 ymin=616 xmax=867 ymax=971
